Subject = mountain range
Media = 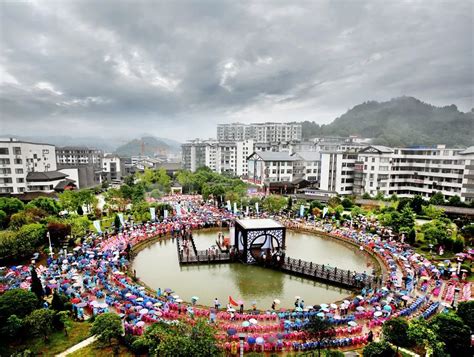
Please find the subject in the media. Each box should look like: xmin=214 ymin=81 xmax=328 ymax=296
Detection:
xmin=298 ymin=97 xmax=474 ymax=147
xmin=113 ymin=136 xmax=181 ymax=157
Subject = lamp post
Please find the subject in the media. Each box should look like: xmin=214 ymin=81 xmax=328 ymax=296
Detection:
xmin=238 ymin=332 xmax=246 ymax=357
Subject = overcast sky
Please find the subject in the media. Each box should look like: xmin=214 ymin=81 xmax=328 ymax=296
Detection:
xmin=0 ymin=0 xmax=472 ymax=141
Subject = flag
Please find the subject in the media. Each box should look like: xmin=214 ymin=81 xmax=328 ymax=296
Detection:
xmin=227 ymin=200 xmax=231 ymax=211
xmin=246 ymin=206 xmax=249 ymax=216
xmin=93 ymin=220 xmax=102 ymax=233
xmin=176 ymin=203 xmax=181 ymax=216
xmin=299 ymin=205 xmax=305 ymax=217
xmin=164 ymin=209 xmax=168 ymax=219
xmin=233 ymin=202 xmax=238 ymax=214
xmin=118 ymin=213 xmax=125 ymax=226
xmin=150 ymin=207 xmax=156 ymax=221
xmin=229 ymin=296 xmax=239 ymax=306
xmin=322 ymin=207 xmax=328 ymax=217
xmin=255 ymin=202 xmax=259 ymax=214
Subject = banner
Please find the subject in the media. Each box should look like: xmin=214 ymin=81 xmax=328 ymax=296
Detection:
xmin=164 ymin=209 xmax=168 ymax=219
xmin=150 ymin=207 xmax=156 ymax=221
xmin=118 ymin=213 xmax=125 ymax=227
xmin=255 ymin=202 xmax=259 ymax=214
xmin=93 ymin=220 xmax=102 ymax=234
xmin=228 ymin=296 xmax=239 ymax=307
xmin=299 ymin=205 xmax=305 ymax=218
xmin=233 ymin=202 xmax=238 ymax=214
xmin=176 ymin=203 xmax=181 ymax=216
xmin=246 ymin=206 xmax=249 ymax=216
xmin=322 ymin=207 xmax=328 ymax=217
xmin=227 ymin=200 xmax=231 ymax=211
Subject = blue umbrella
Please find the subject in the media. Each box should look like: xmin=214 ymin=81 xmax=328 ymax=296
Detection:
xmin=227 ymin=328 xmax=237 ymax=336
xmin=248 ymin=337 xmax=256 ymax=344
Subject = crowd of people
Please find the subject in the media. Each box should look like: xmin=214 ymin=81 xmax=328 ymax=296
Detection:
xmin=0 ymin=194 xmax=471 ymax=353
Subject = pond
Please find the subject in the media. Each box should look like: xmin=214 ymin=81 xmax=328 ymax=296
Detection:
xmin=132 ymin=230 xmax=373 ymax=309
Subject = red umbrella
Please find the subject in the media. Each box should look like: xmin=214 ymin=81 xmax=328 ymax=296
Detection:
xmin=71 ymin=297 xmax=81 ymax=304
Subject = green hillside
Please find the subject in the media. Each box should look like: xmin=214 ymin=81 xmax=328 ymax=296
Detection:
xmin=114 ymin=136 xmax=181 ymax=157
xmin=299 ymin=97 xmax=473 ymax=147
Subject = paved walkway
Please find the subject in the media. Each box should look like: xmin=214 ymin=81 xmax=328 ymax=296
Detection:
xmin=55 ymin=335 xmax=97 ymax=357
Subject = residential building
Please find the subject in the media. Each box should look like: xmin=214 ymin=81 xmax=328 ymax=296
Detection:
xmin=56 ymin=146 xmax=103 ymax=188
xmin=247 ymin=151 xmax=299 ymax=184
xmin=292 ymin=151 xmax=321 ymax=182
xmin=102 ymin=154 xmax=124 ymax=182
xmin=217 ymin=122 xmax=302 ymax=143
xmin=354 ymin=145 xmax=474 ymax=202
xmin=181 ymin=139 xmax=218 ymax=172
xmin=216 ymin=140 xmax=254 ymax=177
xmin=0 ymin=138 xmax=72 ymax=194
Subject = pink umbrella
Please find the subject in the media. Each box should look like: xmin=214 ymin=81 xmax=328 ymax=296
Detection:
xmin=136 ymin=321 xmax=145 ymax=327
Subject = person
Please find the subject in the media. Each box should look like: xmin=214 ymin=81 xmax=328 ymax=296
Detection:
xmin=271 ymin=301 xmax=276 ymax=310
xmin=214 ymin=298 xmax=220 ymax=310
xmin=239 ymin=303 xmax=244 ymax=314
xmin=156 ymin=287 xmax=161 ymax=297
xmin=368 ymin=330 xmax=373 ymax=343
xmin=294 ymin=298 xmax=299 ymax=308
xmin=300 ymin=300 xmax=305 ymax=309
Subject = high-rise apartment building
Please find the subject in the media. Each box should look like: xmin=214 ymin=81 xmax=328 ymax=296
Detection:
xmin=217 ymin=122 xmax=302 ymax=143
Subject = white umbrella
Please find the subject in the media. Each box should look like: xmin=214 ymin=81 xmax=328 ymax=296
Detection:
xmin=273 ymin=299 xmax=281 ymax=304
xmin=330 ymin=303 xmax=338 ymax=309
xmin=320 ymin=303 xmax=329 ymax=308
xmin=249 ymin=318 xmax=258 ymax=325
xmin=348 ymin=321 xmax=358 ymax=327
xmin=175 ymin=298 xmax=183 ymax=303
xmin=374 ymin=311 xmax=383 ymax=317
xmin=356 ymin=306 xmax=365 ymax=311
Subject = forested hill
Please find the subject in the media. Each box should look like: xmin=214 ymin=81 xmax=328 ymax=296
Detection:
xmin=298 ymin=97 xmax=474 ymax=147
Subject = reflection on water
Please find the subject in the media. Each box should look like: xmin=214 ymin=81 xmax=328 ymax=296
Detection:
xmin=133 ymin=230 xmax=370 ymax=308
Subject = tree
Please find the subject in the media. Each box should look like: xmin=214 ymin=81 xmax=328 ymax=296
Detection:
xmin=114 ymin=214 xmax=121 ymax=231
xmin=410 ymin=195 xmax=425 ymax=214
xmin=374 ymin=191 xmax=385 ymax=201
xmin=448 ymin=195 xmax=462 ymax=206
xmin=457 ymin=300 xmax=474 ymax=331
xmin=363 ymin=341 xmax=395 ymax=357
xmin=262 ymin=195 xmax=287 ymax=213
xmin=90 ymin=312 xmax=123 ymax=345
xmin=407 ymin=319 xmax=446 ymax=357
xmin=304 ymin=316 xmax=335 ymax=357
xmin=47 ymin=221 xmax=71 ymax=244
xmin=422 ymin=205 xmax=444 ymax=220
xmin=382 ymin=317 xmax=411 ymax=353
xmin=0 ymin=289 xmax=39 ymax=325
xmin=69 ymin=216 xmax=90 ymax=238
xmin=327 ymin=196 xmax=342 ymax=208
xmin=0 ymin=197 xmax=25 ymax=215
xmin=341 ymin=197 xmax=354 ymax=209
xmin=30 ymin=267 xmax=44 ymax=300
xmin=362 ymin=192 xmax=372 ymax=199
xmin=0 ymin=209 xmax=7 ymax=229
xmin=57 ymin=311 xmax=72 ymax=336
xmin=429 ymin=313 xmax=471 ymax=356
xmin=26 ymin=197 xmax=61 ymax=215
xmin=141 ymin=320 xmax=221 ymax=357
xmin=430 ymin=192 xmax=445 ymax=205
xmin=51 ymin=292 xmax=65 ymax=311
xmin=25 ymin=308 xmax=55 ymax=341
xmin=4 ymin=314 xmax=23 ymax=340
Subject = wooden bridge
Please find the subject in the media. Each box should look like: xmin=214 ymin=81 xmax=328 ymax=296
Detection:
xmin=176 ymin=235 xmax=377 ymax=289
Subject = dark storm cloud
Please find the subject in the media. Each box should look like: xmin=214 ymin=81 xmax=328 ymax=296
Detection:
xmin=0 ymin=0 xmax=472 ymax=140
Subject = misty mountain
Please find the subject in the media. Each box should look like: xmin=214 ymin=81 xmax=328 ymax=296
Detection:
xmin=114 ymin=136 xmax=181 ymax=157
xmin=299 ymin=97 xmax=474 ymax=147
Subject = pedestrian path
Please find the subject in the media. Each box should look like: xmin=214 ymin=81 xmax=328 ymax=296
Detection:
xmin=55 ymin=335 xmax=97 ymax=357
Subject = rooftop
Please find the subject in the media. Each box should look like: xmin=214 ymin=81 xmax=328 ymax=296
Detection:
xmin=236 ymin=218 xmax=284 ymax=230
xmin=26 ymin=171 xmax=68 ymax=182
xmin=250 ymin=151 xmax=298 ymax=161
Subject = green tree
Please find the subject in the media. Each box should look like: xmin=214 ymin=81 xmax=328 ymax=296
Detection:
xmin=341 ymin=197 xmax=354 ymax=209
xmin=429 ymin=313 xmax=470 ymax=356
xmin=422 ymin=205 xmax=444 ymax=220
xmin=407 ymin=319 xmax=446 ymax=357
xmin=90 ymin=312 xmax=123 ymax=345
xmin=0 ymin=209 xmax=7 ymax=228
xmin=30 ymin=266 xmax=44 ymax=300
xmin=430 ymin=192 xmax=445 ymax=205
xmin=304 ymin=316 xmax=336 ymax=357
xmin=69 ymin=216 xmax=90 ymax=238
xmin=114 ymin=214 xmax=121 ymax=231
xmin=374 ymin=191 xmax=385 ymax=201
xmin=382 ymin=317 xmax=411 ymax=352
xmin=410 ymin=195 xmax=426 ymax=214
xmin=51 ymin=292 xmax=65 ymax=311
xmin=58 ymin=190 xmax=81 ymax=213
xmin=327 ymin=196 xmax=342 ymax=208
xmin=262 ymin=195 xmax=287 ymax=213
xmin=362 ymin=192 xmax=372 ymax=199
xmin=4 ymin=314 xmax=23 ymax=340
xmin=25 ymin=308 xmax=55 ymax=341
xmin=363 ymin=341 xmax=395 ymax=357
xmin=57 ymin=311 xmax=72 ymax=336
xmin=457 ymin=300 xmax=474 ymax=331
xmin=0 ymin=197 xmax=24 ymax=215
xmin=0 ymin=289 xmax=39 ymax=325
xmin=448 ymin=195 xmax=462 ymax=206
xmin=26 ymin=197 xmax=61 ymax=215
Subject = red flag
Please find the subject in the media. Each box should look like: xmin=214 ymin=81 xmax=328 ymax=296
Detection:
xmin=228 ymin=296 xmax=238 ymax=306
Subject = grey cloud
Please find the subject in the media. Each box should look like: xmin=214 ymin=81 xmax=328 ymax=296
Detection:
xmin=0 ymin=0 xmax=472 ymax=140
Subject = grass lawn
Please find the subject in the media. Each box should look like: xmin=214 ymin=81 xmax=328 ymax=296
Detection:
xmin=3 ymin=321 xmax=91 ymax=356
xmin=68 ymin=341 xmax=134 ymax=357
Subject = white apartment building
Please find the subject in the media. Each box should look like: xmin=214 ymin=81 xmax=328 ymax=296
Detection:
xmin=102 ymin=154 xmax=123 ymax=182
xmin=292 ymin=151 xmax=321 ymax=182
xmin=247 ymin=151 xmax=298 ymax=184
xmin=0 ymin=138 xmax=69 ymax=194
xmin=217 ymin=122 xmax=302 ymax=143
xmin=354 ymin=145 xmax=474 ymax=202
xmin=56 ymin=146 xmax=103 ymax=168
xmin=181 ymin=139 xmax=218 ymax=172
xmin=215 ymin=140 xmax=254 ymax=177
xmin=319 ymin=150 xmax=359 ymax=194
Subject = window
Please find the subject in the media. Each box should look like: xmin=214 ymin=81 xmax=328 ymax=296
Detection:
xmin=0 ymin=177 xmax=12 ymax=184
xmin=14 ymin=158 xmax=22 ymax=164
xmin=0 ymin=168 xmax=11 ymax=174
xmin=13 ymin=147 xmax=21 ymax=155
xmin=15 ymin=168 xmax=23 ymax=174
xmin=0 ymin=159 xmax=9 ymax=164
xmin=16 ymin=178 xmax=24 ymax=183
xmin=0 ymin=148 xmax=8 ymax=155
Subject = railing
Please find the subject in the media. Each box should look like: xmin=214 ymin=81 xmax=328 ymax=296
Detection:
xmin=179 ymin=248 xmax=231 ymax=264
xmin=279 ymin=256 xmax=376 ymax=289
